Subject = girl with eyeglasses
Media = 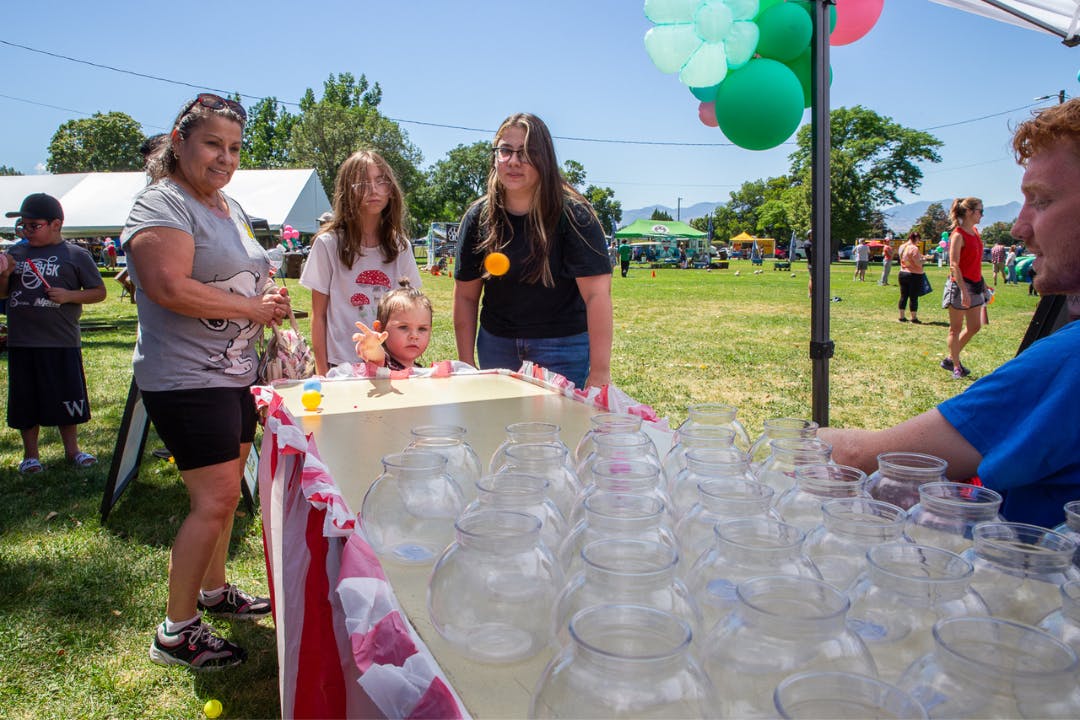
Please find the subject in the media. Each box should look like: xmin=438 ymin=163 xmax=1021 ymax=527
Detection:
xmin=453 ymin=113 xmax=613 ymax=389
xmin=300 ymin=150 xmax=421 ymax=375
xmin=940 ymin=197 xmax=987 ymax=379
xmin=121 ymin=93 xmax=289 ymax=671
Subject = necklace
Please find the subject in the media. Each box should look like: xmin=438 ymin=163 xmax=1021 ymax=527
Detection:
xmin=172 ymin=174 xmax=224 ymax=213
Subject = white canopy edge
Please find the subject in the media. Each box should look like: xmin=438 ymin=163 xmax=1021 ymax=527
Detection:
xmin=930 ymin=0 xmax=1080 ymax=44
xmin=0 ymin=168 xmax=331 ymax=237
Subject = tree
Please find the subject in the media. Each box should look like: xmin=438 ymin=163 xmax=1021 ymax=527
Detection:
xmin=754 ymin=176 xmax=798 ymax=241
xmin=46 ymin=111 xmax=146 ymax=173
xmin=0 ymin=165 xmax=22 ymax=176
xmin=561 ymin=160 xmax=587 ymax=189
xmin=693 ymin=202 xmax=741 ymax=245
xmin=981 ymin=220 xmax=1016 ymax=248
xmin=584 ymin=185 xmax=622 ymax=235
xmin=414 ymin=142 xmax=492 ymax=226
xmin=650 ymin=208 xmax=673 ymax=221
xmin=242 ymin=97 xmax=297 ymax=169
xmin=788 ymin=105 xmax=943 ymax=251
xmin=289 ymin=73 xmax=423 ymax=225
xmin=911 ymin=202 xmax=950 ymax=243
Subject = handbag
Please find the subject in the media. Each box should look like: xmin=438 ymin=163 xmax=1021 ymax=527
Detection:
xmin=918 ymin=274 xmax=933 ymax=297
xmin=257 ymin=309 xmax=315 ymax=384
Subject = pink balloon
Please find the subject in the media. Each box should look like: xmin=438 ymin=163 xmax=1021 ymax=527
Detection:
xmin=831 ymin=0 xmax=884 ymax=46
xmin=698 ymin=101 xmax=718 ymax=128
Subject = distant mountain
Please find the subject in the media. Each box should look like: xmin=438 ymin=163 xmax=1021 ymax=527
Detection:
xmin=621 ymin=202 xmax=721 ymax=227
xmin=619 ymin=199 xmax=1021 ymax=233
xmin=882 ymin=200 xmax=1020 ymax=233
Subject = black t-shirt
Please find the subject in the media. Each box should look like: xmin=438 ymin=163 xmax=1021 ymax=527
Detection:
xmin=454 ymin=199 xmax=610 ymax=338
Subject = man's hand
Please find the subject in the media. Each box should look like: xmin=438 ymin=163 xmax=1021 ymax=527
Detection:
xmin=353 ymin=320 xmax=388 ymax=364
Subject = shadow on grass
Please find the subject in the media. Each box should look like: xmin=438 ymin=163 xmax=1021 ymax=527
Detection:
xmin=102 ymin=459 xmax=259 ymax=552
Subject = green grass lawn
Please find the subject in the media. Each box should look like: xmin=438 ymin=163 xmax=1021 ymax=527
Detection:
xmin=0 ymin=261 xmax=1037 ymax=718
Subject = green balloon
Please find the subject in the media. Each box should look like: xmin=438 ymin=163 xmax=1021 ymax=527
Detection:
xmin=756 ymin=3 xmax=813 ymax=62
xmin=784 ymin=46 xmax=833 ymax=108
xmin=756 ymin=0 xmax=784 ymax=18
xmin=792 ymin=1 xmax=837 ymax=33
xmin=715 ymin=58 xmax=805 ymax=150
xmin=690 ymin=84 xmax=722 ymax=102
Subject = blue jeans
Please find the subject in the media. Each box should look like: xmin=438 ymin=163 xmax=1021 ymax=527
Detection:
xmin=477 ymin=327 xmax=591 ymax=387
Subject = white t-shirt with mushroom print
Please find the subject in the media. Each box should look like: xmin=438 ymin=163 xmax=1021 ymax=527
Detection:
xmin=300 ymin=230 xmax=422 ymax=367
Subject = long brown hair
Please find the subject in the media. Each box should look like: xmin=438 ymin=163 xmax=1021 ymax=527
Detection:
xmin=474 ymin=113 xmax=600 ymax=287
xmin=320 ymin=150 xmax=408 ymax=269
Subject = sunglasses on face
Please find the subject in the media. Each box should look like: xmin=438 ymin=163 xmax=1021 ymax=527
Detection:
xmin=178 ymin=93 xmax=247 ymax=124
xmin=22 ymin=221 xmax=50 ymax=233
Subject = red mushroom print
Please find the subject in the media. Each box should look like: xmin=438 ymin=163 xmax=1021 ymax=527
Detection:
xmin=350 ymin=292 xmax=371 ymax=307
xmin=355 ymin=269 xmax=391 ymax=288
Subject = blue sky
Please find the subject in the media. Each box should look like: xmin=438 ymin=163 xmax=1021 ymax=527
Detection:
xmin=1 ymin=1 xmax=1076 ymax=216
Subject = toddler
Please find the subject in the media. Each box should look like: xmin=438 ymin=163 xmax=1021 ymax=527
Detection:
xmin=353 ymin=279 xmax=432 ymax=370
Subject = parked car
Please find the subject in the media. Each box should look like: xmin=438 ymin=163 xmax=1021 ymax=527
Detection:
xmin=837 ymin=245 xmax=854 ymax=260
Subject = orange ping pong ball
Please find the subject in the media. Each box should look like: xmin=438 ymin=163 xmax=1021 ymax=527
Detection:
xmin=484 ymin=252 xmax=510 ymax=276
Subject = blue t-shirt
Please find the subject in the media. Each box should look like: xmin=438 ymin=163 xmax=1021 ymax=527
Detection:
xmin=938 ymin=319 xmax=1080 ymax=527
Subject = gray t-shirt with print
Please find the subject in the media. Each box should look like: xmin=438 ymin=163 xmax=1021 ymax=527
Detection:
xmin=120 ymin=179 xmax=272 ymax=391
xmin=5 ymin=240 xmax=103 ymax=348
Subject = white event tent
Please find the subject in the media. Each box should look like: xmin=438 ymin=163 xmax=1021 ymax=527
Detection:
xmin=0 ymin=168 xmax=331 ymax=238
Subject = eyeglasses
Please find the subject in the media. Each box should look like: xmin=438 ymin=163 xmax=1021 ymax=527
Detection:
xmin=22 ymin=221 xmax=50 ymax=233
xmin=493 ymin=146 xmax=531 ymax=164
xmin=351 ymin=177 xmax=394 ymax=192
xmin=178 ymin=93 xmax=247 ymax=123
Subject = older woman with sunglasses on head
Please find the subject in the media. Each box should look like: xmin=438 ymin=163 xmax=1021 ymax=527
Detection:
xmin=121 ymin=93 xmax=289 ymax=671
xmin=453 ymin=113 xmax=613 ymax=389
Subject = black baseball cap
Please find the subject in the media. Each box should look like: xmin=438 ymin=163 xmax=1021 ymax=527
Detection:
xmin=5 ymin=193 xmax=64 ymax=222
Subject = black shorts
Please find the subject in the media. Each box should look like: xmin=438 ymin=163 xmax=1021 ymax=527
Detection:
xmin=140 ymin=386 xmax=257 ymax=471
xmin=7 ymin=346 xmax=91 ymax=430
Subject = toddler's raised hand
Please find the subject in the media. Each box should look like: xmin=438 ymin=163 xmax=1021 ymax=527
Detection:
xmin=353 ymin=320 xmax=388 ymax=365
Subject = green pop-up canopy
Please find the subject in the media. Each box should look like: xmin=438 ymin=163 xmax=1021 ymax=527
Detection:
xmin=614 ymin=219 xmax=706 ymax=239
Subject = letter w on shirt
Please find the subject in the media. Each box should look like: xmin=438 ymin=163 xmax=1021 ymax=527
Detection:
xmin=63 ymin=400 xmax=86 ymax=417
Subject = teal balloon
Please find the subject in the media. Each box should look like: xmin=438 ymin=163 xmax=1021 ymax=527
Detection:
xmin=792 ymin=1 xmax=837 ymax=33
xmin=690 ymin=84 xmax=722 ymax=102
xmin=785 ymin=47 xmax=833 ymax=108
xmin=724 ymin=20 xmax=760 ymax=68
xmin=756 ymin=3 xmax=813 ymax=62
xmin=644 ymin=0 xmax=699 ymax=24
xmin=644 ymin=24 xmax=701 ymax=74
xmin=693 ymin=0 xmax=734 ymax=43
xmin=715 ymin=58 xmax=805 ymax=151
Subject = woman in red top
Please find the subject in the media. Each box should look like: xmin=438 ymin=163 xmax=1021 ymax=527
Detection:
xmin=941 ymin=197 xmax=986 ymax=379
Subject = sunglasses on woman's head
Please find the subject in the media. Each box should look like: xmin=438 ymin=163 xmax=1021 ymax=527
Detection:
xmin=177 ymin=93 xmax=247 ymax=123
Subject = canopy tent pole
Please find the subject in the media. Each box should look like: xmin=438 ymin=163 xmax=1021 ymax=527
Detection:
xmin=810 ymin=0 xmax=835 ymax=427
